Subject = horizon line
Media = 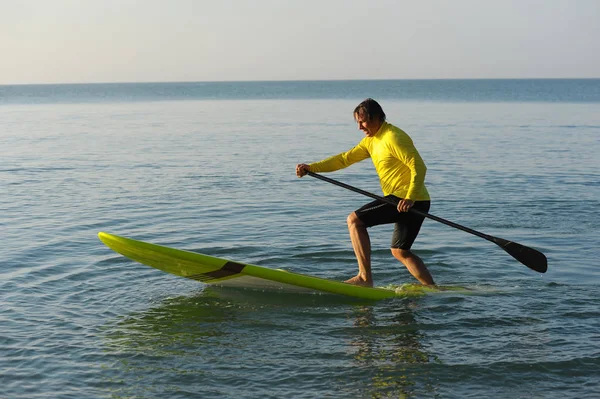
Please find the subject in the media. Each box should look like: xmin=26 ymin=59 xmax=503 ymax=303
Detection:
xmin=2 ymin=77 xmax=600 ymax=87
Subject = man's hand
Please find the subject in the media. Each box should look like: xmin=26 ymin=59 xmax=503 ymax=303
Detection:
xmin=296 ymin=164 xmax=310 ymax=177
xmin=397 ymin=199 xmax=414 ymax=213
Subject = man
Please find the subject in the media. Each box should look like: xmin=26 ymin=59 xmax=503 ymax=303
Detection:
xmin=296 ymin=98 xmax=434 ymax=287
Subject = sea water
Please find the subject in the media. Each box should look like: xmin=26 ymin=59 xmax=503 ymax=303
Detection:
xmin=1 ymin=80 xmax=599 ymax=398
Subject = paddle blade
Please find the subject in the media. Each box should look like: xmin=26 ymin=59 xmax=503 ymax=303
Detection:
xmin=494 ymin=238 xmax=548 ymax=273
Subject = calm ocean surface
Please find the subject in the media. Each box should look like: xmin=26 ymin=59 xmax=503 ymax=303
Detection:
xmin=1 ymin=80 xmax=599 ymax=398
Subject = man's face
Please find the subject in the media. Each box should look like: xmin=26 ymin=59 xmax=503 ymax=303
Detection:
xmin=354 ymin=112 xmax=381 ymax=137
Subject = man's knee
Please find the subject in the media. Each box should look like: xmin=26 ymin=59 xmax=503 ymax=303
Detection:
xmin=391 ymin=248 xmax=411 ymax=260
xmin=347 ymin=212 xmax=363 ymax=228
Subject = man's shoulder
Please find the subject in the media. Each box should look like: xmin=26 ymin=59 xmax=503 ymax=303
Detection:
xmin=382 ymin=122 xmax=410 ymax=139
xmin=384 ymin=122 xmax=405 ymax=133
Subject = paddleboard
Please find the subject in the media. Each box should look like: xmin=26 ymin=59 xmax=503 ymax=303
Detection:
xmin=98 ymin=232 xmax=449 ymax=300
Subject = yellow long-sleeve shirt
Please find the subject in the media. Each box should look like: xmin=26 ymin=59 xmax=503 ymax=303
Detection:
xmin=309 ymin=122 xmax=430 ymax=201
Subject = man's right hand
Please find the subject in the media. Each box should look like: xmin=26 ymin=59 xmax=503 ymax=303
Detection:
xmin=296 ymin=164 xmax=310 ymax=177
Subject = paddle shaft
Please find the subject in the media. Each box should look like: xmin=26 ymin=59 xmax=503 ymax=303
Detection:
xmin=307 ymin=171 xmax=493 ymax=242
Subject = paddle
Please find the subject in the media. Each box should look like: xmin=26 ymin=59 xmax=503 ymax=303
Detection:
xmin=306 ymin=171 xmax=548 ymax=273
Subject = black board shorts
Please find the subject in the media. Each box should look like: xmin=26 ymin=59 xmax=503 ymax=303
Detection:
xmin=355 ymin=196 xmax=430 ymax=250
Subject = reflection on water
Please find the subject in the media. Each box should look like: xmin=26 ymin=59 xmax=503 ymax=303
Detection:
xmin=98 ymin=283 xmax=590 ymax=398
xmin=348 ymin=303 xmax=438 ymax=398
xmin=104 ymin=291 xmax=235 ymax=356
xmin=100 ymin=288 xmax=391 ymax=398
xmin=100 ymin=290 xmax=239 ymax=397
xmin=100 ymin=288 xmax=441 ymax=398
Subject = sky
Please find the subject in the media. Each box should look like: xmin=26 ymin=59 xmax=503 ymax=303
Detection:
xmin=1 ymin=0 xmax=599 ymax=84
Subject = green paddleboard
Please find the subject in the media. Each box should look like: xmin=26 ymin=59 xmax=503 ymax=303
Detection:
xmin=98 ymin=232 xmax=452 ymax=300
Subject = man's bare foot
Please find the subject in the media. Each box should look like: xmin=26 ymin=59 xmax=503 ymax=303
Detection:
xmin=344 ymin=275 xmax=373 ymax=287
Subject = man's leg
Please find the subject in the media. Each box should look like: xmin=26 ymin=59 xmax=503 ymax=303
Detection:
xmin=345 ymin=212 xmax=373 ymax=287
xmin=391 ymin=248 xmax=435 ymax=285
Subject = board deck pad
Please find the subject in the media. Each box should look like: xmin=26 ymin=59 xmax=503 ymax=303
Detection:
xmin=98 ymin=232 xmax=462 ymax=300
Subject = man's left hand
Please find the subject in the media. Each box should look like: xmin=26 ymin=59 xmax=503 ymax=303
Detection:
xmin=397 ymin=199 xmax=414 ymax=213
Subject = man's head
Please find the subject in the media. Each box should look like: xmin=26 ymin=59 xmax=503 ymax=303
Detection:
xmin=354 ymin=98 xmax=386 ymax=137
